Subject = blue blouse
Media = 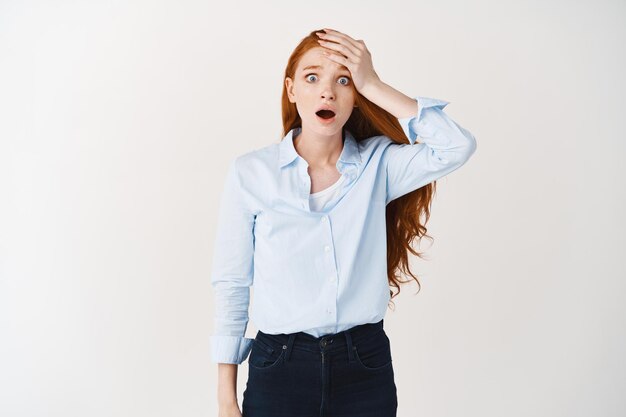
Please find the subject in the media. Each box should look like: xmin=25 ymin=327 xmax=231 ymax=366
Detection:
xmin=210 ymin=96 xmax=478 ymax=364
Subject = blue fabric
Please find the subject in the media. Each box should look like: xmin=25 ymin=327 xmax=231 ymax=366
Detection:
xmin=210 ymin=96 xmax=477 ymax=364
xmin=242 ymin=320 xmax=397 ymax=416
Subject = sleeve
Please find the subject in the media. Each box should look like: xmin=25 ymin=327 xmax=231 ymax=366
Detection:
xmin=209 ymin=157 xmax=255 ymax=364
xmin=383 ymin=96 xmax=478 ymax=204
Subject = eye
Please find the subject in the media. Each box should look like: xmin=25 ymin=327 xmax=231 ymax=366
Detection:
xmin=338 ymin=76 xmax=351 ymax=86
xmin=305 ymin=74 xmax=318 ymax=82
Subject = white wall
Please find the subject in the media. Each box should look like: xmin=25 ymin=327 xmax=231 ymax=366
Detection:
xmin=1 ymin=0 xmax=624 ymax=416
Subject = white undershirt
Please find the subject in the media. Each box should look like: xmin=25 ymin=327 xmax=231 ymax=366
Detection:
xmin=309 ymin=175 xmax=346 ymax=212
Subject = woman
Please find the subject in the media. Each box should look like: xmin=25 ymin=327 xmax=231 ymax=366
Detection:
xmin=211 ymin=28 xmax=477 ymax=417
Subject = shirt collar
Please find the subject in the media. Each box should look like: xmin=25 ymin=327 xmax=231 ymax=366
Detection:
xmin=278 ymin=127 xmax=362 ymax=169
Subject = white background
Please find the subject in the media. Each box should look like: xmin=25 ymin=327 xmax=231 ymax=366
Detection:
xmin=1 ymin=0 xmax=624 ymax=416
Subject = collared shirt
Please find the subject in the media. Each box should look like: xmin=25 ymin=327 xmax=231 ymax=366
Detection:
xmin=210 ymin=96 xmax=478 ymax=364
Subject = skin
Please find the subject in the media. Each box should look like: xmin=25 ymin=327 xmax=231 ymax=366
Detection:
xmin=285 ymin=45 xmax=356 ymax=192
xmin=217 ymin=28 xmax=420 ymax=417
xmin=284 ymin=29 xmax=420 ymax=192
xmin=285 ymin=46 xmax=356 ymax=173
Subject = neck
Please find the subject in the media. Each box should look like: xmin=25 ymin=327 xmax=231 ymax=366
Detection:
xmin=293 ymin=127 xmax=344 ymax=170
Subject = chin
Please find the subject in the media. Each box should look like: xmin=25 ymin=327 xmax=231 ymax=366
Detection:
xmin=313 ymin=124 xmax=344 ymax=135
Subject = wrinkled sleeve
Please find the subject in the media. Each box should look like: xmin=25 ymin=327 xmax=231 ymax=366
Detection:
xmin=209 ymin=157 xmax=255 ymax=364
xmin=383 ymin=96 xmax=478 ymax=204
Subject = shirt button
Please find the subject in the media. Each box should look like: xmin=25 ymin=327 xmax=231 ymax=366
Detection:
xmin=329 ymin=276 xmax=336 ymax=282
xmin=321 ymin=216 xmax=327 ymax=223
xmin=326 ymin=309 xmax=333 ymax=314
xmin=324 ymin=245 xmax=331 ymax=252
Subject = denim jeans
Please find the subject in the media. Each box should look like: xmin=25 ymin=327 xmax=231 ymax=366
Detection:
xmin=241 ymin=319 xmax=397 ymax=417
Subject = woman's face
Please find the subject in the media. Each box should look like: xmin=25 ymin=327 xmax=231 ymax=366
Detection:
xmin=285 ymin=47 xmax=356 ymax=135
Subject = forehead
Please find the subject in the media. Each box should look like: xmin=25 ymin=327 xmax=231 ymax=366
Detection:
xmin=297 ymin=47 xmax=349 ymax=73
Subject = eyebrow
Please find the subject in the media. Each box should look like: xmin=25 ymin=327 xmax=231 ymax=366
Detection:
xmin=301 ymin=64 xmax=350 ymax=75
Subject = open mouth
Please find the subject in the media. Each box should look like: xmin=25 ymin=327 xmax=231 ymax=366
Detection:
xmin=316 ymin=109 xmax=336 ymax=121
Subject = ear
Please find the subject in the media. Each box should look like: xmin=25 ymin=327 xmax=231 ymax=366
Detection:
xmin=285 ymin=77 xmax=296 ymax=103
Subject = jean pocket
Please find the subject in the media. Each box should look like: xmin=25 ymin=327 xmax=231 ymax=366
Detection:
xmin=248 ymin=336 xmax=285 ymax=370
xmin=352 ymin=330 xmax=393 ymax=371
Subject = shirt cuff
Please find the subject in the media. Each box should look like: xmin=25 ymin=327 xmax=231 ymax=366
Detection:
xmin=397 ymin=96 xmax=450 ymax=144
xmin=210 ymin=335 xmax=255 ymax=364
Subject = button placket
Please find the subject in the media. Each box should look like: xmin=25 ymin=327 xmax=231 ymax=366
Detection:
xmin=317 ymin=211 xmax=337 ymax=339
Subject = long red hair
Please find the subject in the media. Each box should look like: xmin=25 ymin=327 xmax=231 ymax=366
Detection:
xmin=280 ymin=29 xmax=436 ymax=309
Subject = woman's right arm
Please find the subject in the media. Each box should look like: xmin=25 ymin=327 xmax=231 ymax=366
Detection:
xmin=218 ymin=363 xmax=241 ymax=416
xmin=210 ymin=157 xmax=256 ymax=415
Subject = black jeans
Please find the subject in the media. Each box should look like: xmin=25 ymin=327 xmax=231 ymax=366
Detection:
xmin=242 ymin=319 xmax=397 ymax=417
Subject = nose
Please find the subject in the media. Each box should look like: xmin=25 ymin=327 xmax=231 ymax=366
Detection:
xmin=320 ymin=82 xmax=336 ymax=101
xmin=321 ymin=90 xmax=335 ymax=100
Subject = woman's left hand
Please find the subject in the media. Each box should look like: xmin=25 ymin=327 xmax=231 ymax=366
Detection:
xmin=315 ymin=28 xmax=381 ymax=94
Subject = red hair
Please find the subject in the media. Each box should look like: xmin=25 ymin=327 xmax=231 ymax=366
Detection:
xmin=281 ymin=29 xmax=437 ymax=309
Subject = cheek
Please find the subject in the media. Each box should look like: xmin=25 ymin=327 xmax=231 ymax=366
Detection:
xmin=339 ymin=86 xmax=355 ymax=99
xmin=294 ymin=102 xmax=313 ymax=119
xmin=340 ymin=95 xmax=356 ymax=111
xmin=295 ymin=94 xmax=315 ymax=111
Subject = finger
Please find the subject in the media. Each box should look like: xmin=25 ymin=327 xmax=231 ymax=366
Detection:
xmin=321 ymin=50 xmax=349 ymax=68
xmin=356 ymin=39 xmax=370 ymax=53
xmin=320 ymin=28 xmax=362 ymax=51
xmin=317 ymin=31 xmax=362 ymax=57
xmin=317 ymin=39 xmax=358 ymax=62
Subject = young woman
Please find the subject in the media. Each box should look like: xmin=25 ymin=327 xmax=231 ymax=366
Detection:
xmin=211 ymin=28 xmax=477 ymax=417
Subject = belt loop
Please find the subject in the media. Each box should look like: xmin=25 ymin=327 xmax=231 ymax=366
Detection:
xmin=284 ymin=333 xmax=296 ymax=362
xmin=345 ymin=329 xmax=355 ymax=362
